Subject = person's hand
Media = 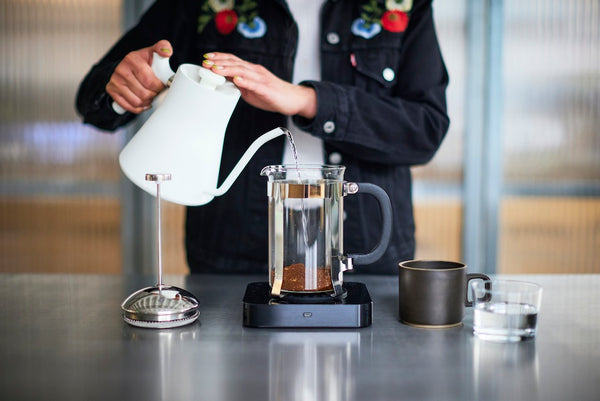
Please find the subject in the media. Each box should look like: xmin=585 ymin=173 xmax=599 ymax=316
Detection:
xmin=202 ymin=52 xmax=317 ymax=119
xmin=106 ymin=40 xmax=173 ymax=114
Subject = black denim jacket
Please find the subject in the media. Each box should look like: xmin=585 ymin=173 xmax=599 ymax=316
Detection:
xmin=76 ymin=0 xmax=449 ymax=274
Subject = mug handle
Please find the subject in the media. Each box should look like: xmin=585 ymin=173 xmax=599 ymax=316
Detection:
xmin=464 ymin=273 xmax=490 ymax=307
xmin=346 ymin=182 xmax=393 ymax=266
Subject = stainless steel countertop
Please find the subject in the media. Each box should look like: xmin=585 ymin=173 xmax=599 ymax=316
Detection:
xmin=0 ymin=273 xmax=598 ymax=401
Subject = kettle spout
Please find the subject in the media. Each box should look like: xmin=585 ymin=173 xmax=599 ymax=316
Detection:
xmin=213 ymin=127 xmax=288 ymax=196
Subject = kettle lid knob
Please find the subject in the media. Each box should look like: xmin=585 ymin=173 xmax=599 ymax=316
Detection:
xmin=197 ymin=68 xmax=226 ymax=89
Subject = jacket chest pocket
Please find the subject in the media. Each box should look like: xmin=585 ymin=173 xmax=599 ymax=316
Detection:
xmin=350 ymin=46 xmax=403 ymax=93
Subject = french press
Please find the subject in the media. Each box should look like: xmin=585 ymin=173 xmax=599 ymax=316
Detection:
xmin=260 ymin=164 xmax=392 ymax=299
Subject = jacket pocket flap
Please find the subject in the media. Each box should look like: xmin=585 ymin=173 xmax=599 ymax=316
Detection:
xmin=352 ymin=48 xmax=399 ymax=88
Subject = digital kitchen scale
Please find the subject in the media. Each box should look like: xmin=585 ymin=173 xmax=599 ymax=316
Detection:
xmin=242 ymin=282 xmax=372 ymax=328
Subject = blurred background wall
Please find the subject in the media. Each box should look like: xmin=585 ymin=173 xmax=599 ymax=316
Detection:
xmin=0 ymin=0 xmax=598 ymax=275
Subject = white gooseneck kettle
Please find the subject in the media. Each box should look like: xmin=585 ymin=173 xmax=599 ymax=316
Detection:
xmin=118 ymin=53 xmax=286 ymax=206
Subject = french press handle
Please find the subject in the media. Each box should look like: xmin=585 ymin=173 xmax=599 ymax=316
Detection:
xmin=345 ymin=182 xmax=393 ymax=266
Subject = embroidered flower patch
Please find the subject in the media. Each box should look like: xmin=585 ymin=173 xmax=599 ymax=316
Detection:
xmin=237 ymin=16 xmax=267 ymax=38
xmin=351 ymin=18 xmax=382 ymax=39
xmin=198 ymin=0 xmax=266 ymax=38
xmin=351 ymin=0 xmax=412 ymax=39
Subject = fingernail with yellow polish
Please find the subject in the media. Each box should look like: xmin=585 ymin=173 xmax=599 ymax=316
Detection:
xmin=203 ymin=59 xmax=214 ymax=66
xmin=160 ymin=47 xmax=171 ymax=54
xmin=203 ymin=53 xmax=215 ymax=59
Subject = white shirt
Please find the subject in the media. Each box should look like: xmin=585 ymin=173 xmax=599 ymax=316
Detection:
xmin=282 ymin=0 xmax=326 ymax=165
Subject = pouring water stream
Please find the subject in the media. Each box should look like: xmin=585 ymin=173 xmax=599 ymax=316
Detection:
xmin=283 ymin=129 xmax=315 ymax=287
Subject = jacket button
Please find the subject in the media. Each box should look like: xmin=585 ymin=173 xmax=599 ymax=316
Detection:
xmin=326 ymin=32 xmax=340 ymax=45
xmin=323 ymin=121 xmax=336 ymax=134
xmin=328 ymin=152 xmax=342 ymax=164
xmin=382 ymin=67 xmax=395 ymax=82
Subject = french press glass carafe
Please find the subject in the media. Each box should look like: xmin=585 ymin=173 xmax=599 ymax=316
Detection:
xmin=261 ymin=165 xmax=392 ymax=298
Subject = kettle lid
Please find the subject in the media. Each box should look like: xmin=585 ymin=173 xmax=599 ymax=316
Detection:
xmin=197 ymin=67 xmax=226 ymax=89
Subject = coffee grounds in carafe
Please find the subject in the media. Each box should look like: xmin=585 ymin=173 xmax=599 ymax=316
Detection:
xmin=271 ymin=263 xmax=333 ymax=292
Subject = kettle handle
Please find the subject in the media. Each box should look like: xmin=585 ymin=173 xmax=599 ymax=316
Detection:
xmin=112 ymin=53 xmax=174 ymax=115
xmin=212 ymin=127 xmax=287 ymax=196
xmin=151 ymin=53 xmax=174 ymax=85
xmin=346 ymin=183 xmax=393 ymax=266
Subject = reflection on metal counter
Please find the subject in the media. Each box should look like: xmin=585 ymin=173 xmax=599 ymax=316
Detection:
xmin=473 ymin=338 xmax=540 ymax=401
xmin=268 ymin=332 xmax=361 ymax=401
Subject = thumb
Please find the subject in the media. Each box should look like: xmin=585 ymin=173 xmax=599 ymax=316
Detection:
xmin=153 ymin=40 xmax=173 ymax=58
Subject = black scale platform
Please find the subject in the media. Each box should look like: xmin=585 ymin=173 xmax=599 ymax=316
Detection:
xmin=242 ymin=282 xmax=372 ymax=328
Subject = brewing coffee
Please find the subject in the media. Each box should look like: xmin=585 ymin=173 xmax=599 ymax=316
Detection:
xmin=270 ymin=264 xmax=333 ymax=292
xmin=262 ymin=164 xmax=392 ymax=298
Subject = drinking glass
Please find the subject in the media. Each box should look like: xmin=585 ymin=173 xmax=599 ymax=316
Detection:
xmin=470 ymin=280 xmax=543 ymax=342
